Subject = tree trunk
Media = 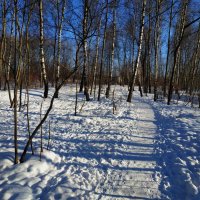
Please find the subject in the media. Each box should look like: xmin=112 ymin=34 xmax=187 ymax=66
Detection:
xmin=127 ymin=0 xmax=146 ymax=102
xmin=55 ymin=0 xmax=66 ymax=98
xmin=163 ymin=0 xmax=174 ymax=97
xmin=167 ymin=1 xmax=188 ymax=105
xmin=5 ymin=13 xmax=15 ymax=106
xmin=147 ymin=7 xmax=152 ymax=94
xmin=79 ymin=0 xmax=90 ymax=101
xmin=39 ymin=0 xmax=48 ymax=98
xmin=20 ymin=64 xmax=79 ymax=163
xmin=83 ymin=0 xmax=90 ymax=101
xmin=14 ymin=0 xmax=19 ymax=164
xmin=0 ymin=0 xmax=6 ymax=91
xmin=90 ymin=17 xmax=101 ymax=98
xmin=18 ymin=79 xmax=23 ymax=111
xmin=189 ymin=22 xmax=200 ymax=95
xmin=106 ymin=0 xmax=117 ymax=98
xmin=154 ymin=0 xmax=161 ymax=102
xmin=98 ymin=0 xmax=108 ymax=101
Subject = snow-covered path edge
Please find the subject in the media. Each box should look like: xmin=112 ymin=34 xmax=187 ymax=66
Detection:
xmin=141 ymin=95 xmax=200 ymax=200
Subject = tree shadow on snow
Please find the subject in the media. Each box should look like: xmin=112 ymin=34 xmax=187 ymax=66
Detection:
xmin=146 ymin=101 xmax=200 ymax=200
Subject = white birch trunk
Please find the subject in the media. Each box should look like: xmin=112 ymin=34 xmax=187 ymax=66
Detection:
xmin=90 ymin=17 xmax=101 ymax=98
xmin=39 ymin=0 xmax=48 ymax=98
xmin=55 ymin=0 xmax=66 ymax=98
xmin=127 ymin=0 xmax=146 ymax=102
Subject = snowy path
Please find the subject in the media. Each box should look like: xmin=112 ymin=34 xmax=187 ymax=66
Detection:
xmin=147 ymin=98 xmax=200 ymax=200
xmin=0 ymin=86 xmax=161 ymax=199
xmin=86 ymin=97 xmax=161 ymax=199
xmin=39 ymin=88 xmax=161 ymax=199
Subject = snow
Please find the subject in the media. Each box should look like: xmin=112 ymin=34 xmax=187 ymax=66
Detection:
xmin=147 ymin=95 xmax=200 ymax=200
xmin=0 ymin=85 xmax=200 ymax=199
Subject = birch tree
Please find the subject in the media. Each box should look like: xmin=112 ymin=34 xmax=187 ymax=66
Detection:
xmin=39 ymin=0 xmax=48 ymax=98
xmin=167 ymin=0 xmax=188 ymax=105
xmin=79 ymin=0 xmax=90 ymax=101
xmin=127 ymin=0 xmax=146 ymax=102
xmin=163 ymin=0 xmax=174 ymax=97
xmin=90 ymin=17 xmax=102 ymax=98
xmin=98 ymin=0 xmax=109 ymax=101
xmin=154 ymin=0 xmax=161 ymax=101
xmin=55 ymin=0 xmax=66 ymax=98
xmin=13 ymin=0 xmax=19 ymax=164
xmin=106 ymin=0 xmax=117 ymax=98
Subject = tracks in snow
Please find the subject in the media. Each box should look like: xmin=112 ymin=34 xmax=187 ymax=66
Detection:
xmin=40 ymin=88 xmax=161 ymax=199
xmin=0 ymin=87 xmax=162 ymax=199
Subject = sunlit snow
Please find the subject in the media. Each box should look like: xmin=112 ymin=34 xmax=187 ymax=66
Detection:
xmin=0 ymin=85 xmax=199 ymax=199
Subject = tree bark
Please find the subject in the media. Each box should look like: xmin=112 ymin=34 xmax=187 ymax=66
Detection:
xmin=79 ymin=0 xmax=90 ymax=101
xmin=0 ymin=0 xmax=6 ymax=91
xmin=90 ymin=17 xmax=101 ymax=98
xmin=163 ymin=0 xmax=174 ymax=97
xmin=154 ymin=0 xmax=161 ymax=102
xmin=127 ymin=0 xmax=146 ymax=102
xmin=106 ymin=0 xmax=117 ymax=98
xmin=167 ymin=0 xmax=188 ymax=105
xmin=14 ymin=0 xmax=19 ymax=164
xmin=189 ymin=22 xmax=200 ymax=95
xmin=55 ymin=0 xmax=66 ymax=98
xmin=39 ymin=0 xmax=48 ymax=98
xmin=98 ymin=0 xmax=109 ymax=101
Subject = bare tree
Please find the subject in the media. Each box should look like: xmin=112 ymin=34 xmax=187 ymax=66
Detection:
xmin=154 ymin=0 xmax=161 ymax=101
xmin=163 ymin=0 xmax=174 ymax=97
xmin=106 ymin=0 xmax=117 ymax=98
xmin=127 ymin=0 xmax=146 ymax=102
xmin=55 ymin=0 xmax=66 ymax=98
xmin=98 ymin=0 xmax=109 ymax=101
xmin=167 ymin=0 xmax=188 ymax=105
xmin=20 ymin=63 xmax=80 ymax=163
xmin=189 ymin=22 xmax=200 ymax=95
xmin=13 ymin=0 xmax=19 ymax=164
xmin=0 ymin=0 xmax=6 ymax=91
xmin=79 ymin=0 xmax=90 ymax=101
xmin=39 ymin=0 xmax=48 ymax=98
xmin=90 ymin=17 xmax=102 ymax=98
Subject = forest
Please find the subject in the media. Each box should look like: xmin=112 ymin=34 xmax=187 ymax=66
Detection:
xmin=0 ymin=0 xmax=200 ymax=199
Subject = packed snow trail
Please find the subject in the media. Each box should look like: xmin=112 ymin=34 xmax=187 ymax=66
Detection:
xmin=0 ymin=86 xmax=162 ymax=199
xmin=145 ymin=97 xmax=200 ymax=200
xmin=40 ymin=87 xmax=161 ymax=199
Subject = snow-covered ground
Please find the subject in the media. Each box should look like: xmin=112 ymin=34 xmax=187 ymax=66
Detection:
xmin=0 ymin=85 xmax=199 ymax=200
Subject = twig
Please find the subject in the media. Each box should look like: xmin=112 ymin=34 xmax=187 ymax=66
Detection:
xmin=47 ymin=120 xmax=51 ymax=150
